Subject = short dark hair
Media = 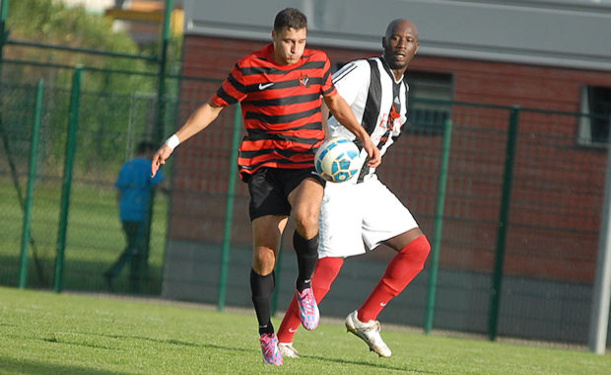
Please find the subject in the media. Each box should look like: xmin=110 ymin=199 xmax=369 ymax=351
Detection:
xmin=273 ymin=8 xmax=307 ymax=32
xmin=137 ymin=141 xmax=157 ymax=154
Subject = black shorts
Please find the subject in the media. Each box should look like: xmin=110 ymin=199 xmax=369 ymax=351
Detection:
xmin=247 ymin=167 xmax=325 ymax=221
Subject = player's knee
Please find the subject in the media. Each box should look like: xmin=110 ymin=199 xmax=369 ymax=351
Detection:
xmin=292 ymin=212 xmax=319 ymax=239
xmin=295 ymin=219 xmax=318 ymax=240
xmin=252 ymin=248 xmax=276 ymax=275
xmin=406 ymin=235 xmax=431 ymax=269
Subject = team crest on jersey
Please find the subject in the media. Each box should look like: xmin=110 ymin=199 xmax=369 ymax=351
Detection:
xmin=299 ymin=74 xmax=311 ymax=88
xmin=382 ymin=103 xmax=401 ymax=130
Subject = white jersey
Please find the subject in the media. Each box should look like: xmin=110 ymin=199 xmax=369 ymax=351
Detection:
xmin=319 ymin=57 xmax=419 ymax=258
xmin=327 ymin=56 xmax=409 ymax=183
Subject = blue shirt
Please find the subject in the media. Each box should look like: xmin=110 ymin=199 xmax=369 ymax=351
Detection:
xmin=115 ymin=157 xmax=164 ymax=222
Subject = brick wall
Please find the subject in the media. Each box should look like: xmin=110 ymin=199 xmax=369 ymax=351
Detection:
xmin=171 ymin=35 xmax=610 ymax=283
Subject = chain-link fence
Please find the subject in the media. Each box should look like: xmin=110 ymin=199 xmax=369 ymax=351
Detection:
xmin=1 ymin=59 xmax=609 ymax=347
xmin=0 ymin=61 xmax=178 ymax=295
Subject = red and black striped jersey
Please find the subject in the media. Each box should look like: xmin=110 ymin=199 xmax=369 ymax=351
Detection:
xmin=211 ymin=44 xmax=337 ymax=180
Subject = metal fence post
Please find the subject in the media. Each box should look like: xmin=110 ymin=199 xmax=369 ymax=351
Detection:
xmin=588 ymin=115 xmax=611 ymax=354
xmin=488 ymin=105 xmax=520 ymax=340
xmin=218 ymin=105 xmax=241 ymax=311
xmin=140 ymin=0 xmax=174 ymax=292
xmin=424 ymin=118 xmax=453 ymax=333
xmin=19 ymin=79 xmax=44 ymax=289
xmin=271 ymin=247 xmax=283 ymax=315
xmin=0 ymin=0 xmax=8 ymax=73
xmin=54 ymin=67 xmax=82 ymax=293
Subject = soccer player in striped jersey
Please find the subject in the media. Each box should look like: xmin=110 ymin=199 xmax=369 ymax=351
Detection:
xmin=151 ymin=8 xmax=380 ymax=366
xmin=277 ymin=18 xmax=431 ymax=359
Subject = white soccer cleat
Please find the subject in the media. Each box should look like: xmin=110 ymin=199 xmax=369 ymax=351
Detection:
xmin=345 ymin=310 xmax=392 ymax=358
xmin=278 ymin=342 xmax=300 ymax=358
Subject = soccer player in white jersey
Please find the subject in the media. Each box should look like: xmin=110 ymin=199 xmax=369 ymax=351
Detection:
xmin=276 ymin=18 xmax=430 ymax=358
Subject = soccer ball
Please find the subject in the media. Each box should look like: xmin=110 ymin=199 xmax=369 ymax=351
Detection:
xmin=314 ymin=137 xmax=361 ymax=183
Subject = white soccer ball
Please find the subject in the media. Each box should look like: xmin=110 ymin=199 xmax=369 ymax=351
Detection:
xmin=314 ymin=137 xmax=362 ymax=183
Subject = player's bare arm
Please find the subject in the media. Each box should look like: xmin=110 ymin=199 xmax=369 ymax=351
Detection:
xmin=324 ymin=94 xmax=381 ymax=167
xmin=151 ymin=102 xmax=225 ymax=177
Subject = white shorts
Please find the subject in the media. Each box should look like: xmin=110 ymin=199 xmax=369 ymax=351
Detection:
xmin=318 ymin=175 xmax=419 ymax=258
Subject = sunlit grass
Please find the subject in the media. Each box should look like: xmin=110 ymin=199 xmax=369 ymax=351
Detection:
xmin=0 ymin=287 xmax=609 ymax=374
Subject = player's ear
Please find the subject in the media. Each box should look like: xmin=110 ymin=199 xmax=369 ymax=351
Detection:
xmin=382 ymin=36 xmax=387 ymax=48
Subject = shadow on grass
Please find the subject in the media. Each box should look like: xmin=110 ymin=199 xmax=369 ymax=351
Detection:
xmin=5 ymin=330 xmax=252 ymax=355
xmin=298 ymin=354 xmax=438 ymax=373
xmin=0 ymin=356 xmax=133 ymax=375
xmin=90 ymin=332 xmax=252 ymax=354
xmin=38 ymin=331 xmax=432 ymax=372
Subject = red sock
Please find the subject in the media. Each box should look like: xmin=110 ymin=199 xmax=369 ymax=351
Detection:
xmin=277 ymin=257 xmax=344 ymax=343
xmin=358 ymin=235 xmax=430 ymax=322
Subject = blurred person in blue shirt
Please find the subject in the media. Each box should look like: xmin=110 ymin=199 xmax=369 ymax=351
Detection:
xmin=104 ymin=141 xmax=165 ymax=292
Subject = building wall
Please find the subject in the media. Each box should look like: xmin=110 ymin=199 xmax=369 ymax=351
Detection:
xmin=183 ymin=0 xmax=611 ymax=72
xmin=175 ymin=35 xmax=611 ymax=268
xmin=162 ymin=1 xmax=611 ymax=344
xmin=183 ymin=34 xmax=611 ymax=109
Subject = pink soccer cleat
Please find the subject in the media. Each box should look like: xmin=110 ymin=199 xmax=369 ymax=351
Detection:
xmin=259 ymin=333 xmax=283 ymax=365
xmin=296 ymin=288 xmax=320 ymax=331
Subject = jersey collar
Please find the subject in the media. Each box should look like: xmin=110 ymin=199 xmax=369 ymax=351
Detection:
xmin=380 ymin=55 xmax=405 ymax=83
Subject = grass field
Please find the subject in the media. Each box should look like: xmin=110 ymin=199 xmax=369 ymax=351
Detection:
xmin=1 ymin=287 xmax=609 ymax=374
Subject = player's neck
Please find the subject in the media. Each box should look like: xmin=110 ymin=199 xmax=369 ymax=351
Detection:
xmin=381 ymin=56 xmax=407 ymax=82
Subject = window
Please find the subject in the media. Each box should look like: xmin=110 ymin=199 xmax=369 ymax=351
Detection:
xmin=405 ymin=72 xmax=454 ymax=135
xmin=332 ymin=64 xmax=454 ymax=135
xmin=578 ymin=86 xmax=611 ymax=147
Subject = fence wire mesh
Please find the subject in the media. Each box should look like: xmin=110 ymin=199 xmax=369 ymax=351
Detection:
xmin=1 ymin=63 xmax=609 ymax=346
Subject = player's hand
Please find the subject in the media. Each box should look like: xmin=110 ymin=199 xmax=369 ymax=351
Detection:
xmin=151 ymin=145 xmax=173 ymax=177
xmin=362 ymin=138 xmax=381 ymax=167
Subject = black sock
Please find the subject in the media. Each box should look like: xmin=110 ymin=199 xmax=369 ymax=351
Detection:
xmin=293 ymin=231 xmax=318 ymax=292
xmin=250 ymin=269 xmax=275 ymax=335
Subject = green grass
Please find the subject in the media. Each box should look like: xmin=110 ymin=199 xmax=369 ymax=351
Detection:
xmin=0 ymin=287 xmax=609 ymax=374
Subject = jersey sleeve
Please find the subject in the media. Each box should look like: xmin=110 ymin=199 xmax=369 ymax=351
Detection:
xmin=332 ymin=60 xmax=370 ymax=106
xmin=211 ymin=62 xmax=248 ymax=107
xmin=320 ymin=52 xmax=338 ymax=98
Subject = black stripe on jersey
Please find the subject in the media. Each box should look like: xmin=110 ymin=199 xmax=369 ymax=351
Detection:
xmin=239 ymin=157 xmax=313 ymax=173
xmin=379 ymin=57 xmax=396 ymax=81
xmin=245 ymin=106 xmax=320 ymax=124
xmin=248 ymin=93 xmax=321 ymax=107
xmin=216 ymin=86 xmax=239 ymax=105
xmin=322 ymin=86 xmax=335 ymax=96
xmin=240 ymin=61 xmax=326 ymax=76
xmin=246 ymin=123 xmax=322 ymax=138
xmin=244 ymin=77 xmax=324 ymax=92
xmin=227 ymin=73 xmax=247 ymax=93
xmin=333 ymin=62 xmax=357 ymax=84
xmin=356 ymin=59 xmax=382 ymax=183
xmin=322 ymin=68 xmax=332 ymax=86
xmin=393 ymin=79 xmax=410 ymax=141
xmin=376 ymin=81 xmax=401 ymax=148
xmin=361 ymin=59 xmax=381 ymax=135
xmin=240 ymin=145 xmax=316 ymax=160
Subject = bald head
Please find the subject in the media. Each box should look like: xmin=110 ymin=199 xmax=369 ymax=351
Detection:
xmin=385 ymin=19 xmax=419 ymax=41
xmin=382 ymin=18 xmax=419 ymax=75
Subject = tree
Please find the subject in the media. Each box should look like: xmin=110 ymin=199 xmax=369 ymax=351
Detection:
xmin=1 ymin=0 xmax=168 ymax=173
